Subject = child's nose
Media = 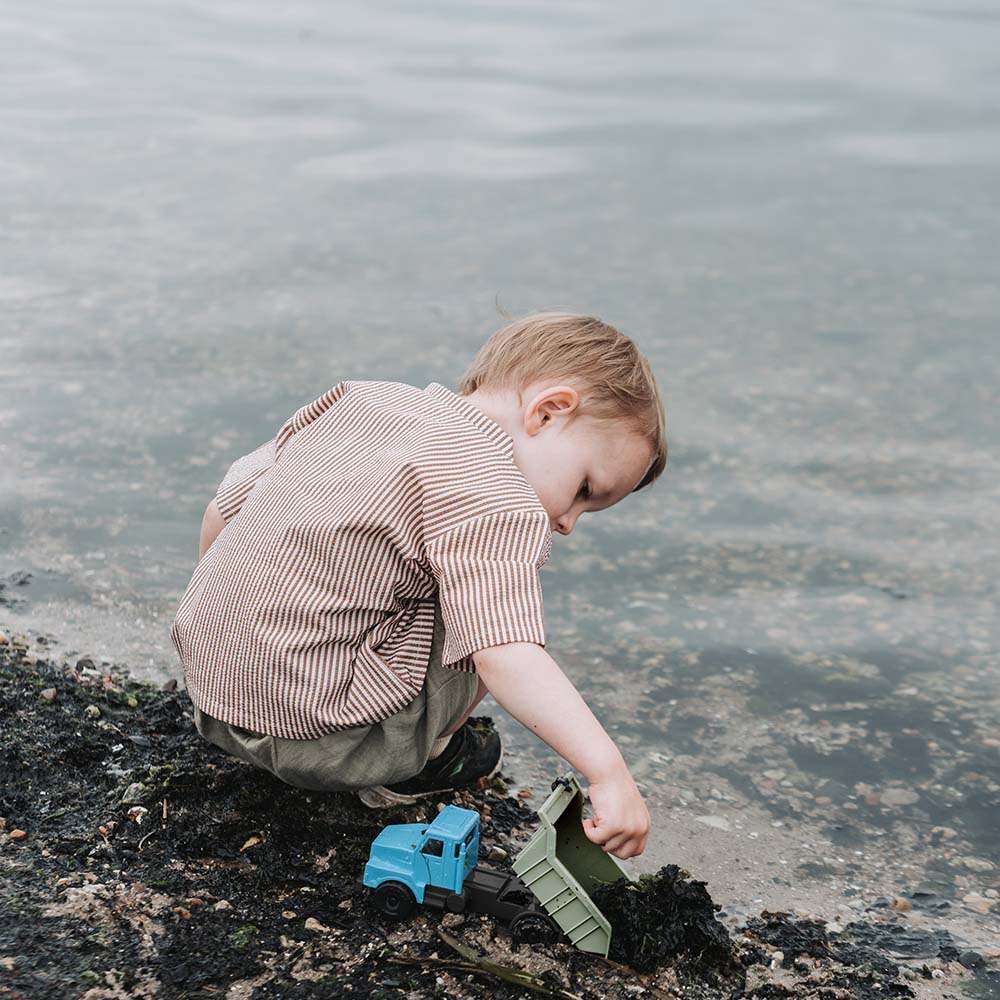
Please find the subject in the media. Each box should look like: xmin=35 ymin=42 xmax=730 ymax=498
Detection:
xmin=554 ymin=512 xmax=576 ymax=535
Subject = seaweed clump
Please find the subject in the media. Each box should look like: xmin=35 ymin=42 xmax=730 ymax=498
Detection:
xmin=591 ymin=864 xmax=743 ymax=983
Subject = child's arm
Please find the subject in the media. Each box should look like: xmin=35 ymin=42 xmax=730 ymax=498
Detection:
xmin=471 ymin=641 xmax=649 ymax=860
xmin=199 ymin=499 xmax=227 ymax=560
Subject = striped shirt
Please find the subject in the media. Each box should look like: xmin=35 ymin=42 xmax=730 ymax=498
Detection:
xmin=169 ymin=380 xmax=553 ymax=739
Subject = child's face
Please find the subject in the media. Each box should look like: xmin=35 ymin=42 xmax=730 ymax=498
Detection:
xmin=513 ymin=383 xmax=655 ymax=536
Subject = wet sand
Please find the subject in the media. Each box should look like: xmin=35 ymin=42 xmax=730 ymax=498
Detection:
xmin=2 ymin=622 xmax=998 ymax=999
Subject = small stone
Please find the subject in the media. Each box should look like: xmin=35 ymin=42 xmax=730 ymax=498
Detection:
xmin=84 ymin=704 xmax=101 ymax=719
xmin=39 ymin=688 xmax=57 ymax=703
xmin=8 ymin=829 xmax=27 ymax=841
xmin=962 ymin=892 xmax=995 ymax=914
xmin=958 ymin=856 xmax=995 ymax=873
xmin=77 ymin=656 xmax=97 ymax=669
xmin=127 ymin=806 xmax=148 ymax=824
xmin=0 ymin=631 xmax=8 ymax=645
xmin=121 ymin=783 xmax=148 ymax=805
xmin=487 ymin=845 xmax=508 ymax=863
xmin=162 ymin=678 xmax=178 ymax=692
xmin=0 ymin=957 xmax=16 ymax=971
xmin=173 ymin=907 xmax=191 ymax=920
xmin=517 ymin=789 xmax=534 ymax=799
xmin=337 ymin=899 xmax=352 ymax=910
xmin=282 ymin=910 xmax=297 ymax=920
xmin=695 ymin=815 xmax=731 ymax=831
xmin=126 ymin=696 xmax=138 ymax=708
xmin=770 ymin=950 xmax=785 ymax=969
xmin=814 ymin=796 xmax=833 ymax=805
xmin=959 ymin=950 xmax=984 ymax=969
xmin=880 ymin=786 xmax=919 ymax=806
xmin=214 ymin=900 xmax=232 ymax=911
xmin=304 ymin=917 xmax=328 ymax=932
xmin=891 ymin=897 xmax=912 ymax=911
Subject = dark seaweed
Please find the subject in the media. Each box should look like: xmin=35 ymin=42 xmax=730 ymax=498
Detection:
xmin=590 ymin=865 xmax=743 ymax=982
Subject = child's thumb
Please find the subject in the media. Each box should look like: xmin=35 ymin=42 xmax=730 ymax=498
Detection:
xmin=581 ymin=816 xmax=604 ymax=845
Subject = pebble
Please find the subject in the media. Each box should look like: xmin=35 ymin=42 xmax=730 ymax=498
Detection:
xmin=162 ymin=678 xmax=178 ymax=692
xmin=8 ymin=830 xmax=27 ymax=841
xmin=696 ymin=815 xmax=731 ymax=831
xmin=282 ymin=910 xmax=297 ymax=920
xmin=121 ymin=784 xmax=148 ymax=806
xmin=304 ymin=917 xmax=328 ymax=932
xmin=0 ymin=958 xmax=16 ymax=971
xmin=214 ymin=900 xmax=232 ymax=911
xmin=958 ymin=856 xmax=995 ymax=873
xmin=76 ymin=656 xmax=97 ymax=669
xmin=959 ymin=950 xmax=984 ymax=969
xmin=84 ymin=705 xmax=101 ymax=719
xmin=962 ymin=892 xmax=995 ymax=914
xmin=891 ymin=897 xmax=912 ymax=911
xmin=881 ymin=787 xmax=919 ymax=806
xmin=39 ymin=688 xmax=57 ymax=703
xmin=518 ymin=789 xmax=534 ymax=799
xmin=0 ymin=631 xmax=8 ymax=645
xmin=487 ymin=845 xmax=508 ymax=862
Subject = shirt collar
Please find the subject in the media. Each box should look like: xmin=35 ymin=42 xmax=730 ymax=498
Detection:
xmin=424 ymin=382 xmax=514 ymax=459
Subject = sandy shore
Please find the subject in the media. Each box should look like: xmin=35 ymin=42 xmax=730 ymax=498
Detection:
xmin=3 ymin=621 xmax=998 ymax=999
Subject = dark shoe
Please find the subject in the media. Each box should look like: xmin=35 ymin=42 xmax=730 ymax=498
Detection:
xmin=357 ymin=717 xmax=502 ymax=808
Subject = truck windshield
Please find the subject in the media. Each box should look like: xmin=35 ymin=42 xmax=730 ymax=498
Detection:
xmin=421 ymin=839 xmax=444 ymax=858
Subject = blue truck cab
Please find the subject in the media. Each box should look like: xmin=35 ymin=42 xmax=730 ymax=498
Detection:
xmin=363 ymin=804 xmax=480 ymax=903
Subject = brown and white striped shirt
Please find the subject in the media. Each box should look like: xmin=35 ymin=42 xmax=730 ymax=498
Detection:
xmin=170 ymin=380 xmax=553 ymax=739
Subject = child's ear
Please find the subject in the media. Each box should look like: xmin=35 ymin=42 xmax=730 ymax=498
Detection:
xmin=527 ymin=385 xmax=580 ymax=432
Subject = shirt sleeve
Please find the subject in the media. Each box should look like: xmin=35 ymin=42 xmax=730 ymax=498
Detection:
xmin=215 ymin=437 xmax=278 ymax=523
xmin=425 ymin=510 xmax=552 ymax=669
xmin=215 ymin=380 xmax=352 ymax=524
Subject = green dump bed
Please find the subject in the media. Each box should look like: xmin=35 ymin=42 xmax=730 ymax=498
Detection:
xmin=511 ymin=773 xmax=633 ymax=956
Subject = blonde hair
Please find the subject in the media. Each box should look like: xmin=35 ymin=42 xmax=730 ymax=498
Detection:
xmin=458 ymin=312 xmax=667 ymax=492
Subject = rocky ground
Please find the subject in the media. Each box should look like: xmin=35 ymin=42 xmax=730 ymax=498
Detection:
xmin=1 ymin=623 xmax=998 ymax=1000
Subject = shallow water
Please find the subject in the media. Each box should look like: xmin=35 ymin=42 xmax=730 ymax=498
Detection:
xmin=2 ymin=0 xmax=998 ymax=942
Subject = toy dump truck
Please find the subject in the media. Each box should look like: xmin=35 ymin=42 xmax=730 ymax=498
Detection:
xmin=362 ymin=772 xmax=633 ymax=956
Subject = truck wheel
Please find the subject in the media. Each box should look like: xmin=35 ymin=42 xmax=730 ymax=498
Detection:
xmin=510 ymin=911 xmax=562 ymax=945
xmin=372 ymin=881 xmax=416 ymax=921
xmin=445 ymin=890 xmax=467 ymax=914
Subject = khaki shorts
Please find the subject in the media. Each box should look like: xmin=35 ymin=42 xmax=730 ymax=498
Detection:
xmin=192 ymin=600 xmax=479 ymax=792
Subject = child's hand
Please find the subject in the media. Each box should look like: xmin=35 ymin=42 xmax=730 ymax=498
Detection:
xmin=582 ymin=764 xmax=650 ymax=859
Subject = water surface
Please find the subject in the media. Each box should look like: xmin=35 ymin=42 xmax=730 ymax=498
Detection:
xmin=2 ymin=0 xmax=998 ymax=938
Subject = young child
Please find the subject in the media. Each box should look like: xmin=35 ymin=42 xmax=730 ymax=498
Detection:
xmin=170 ymin=312 xmax=667 ymax=860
